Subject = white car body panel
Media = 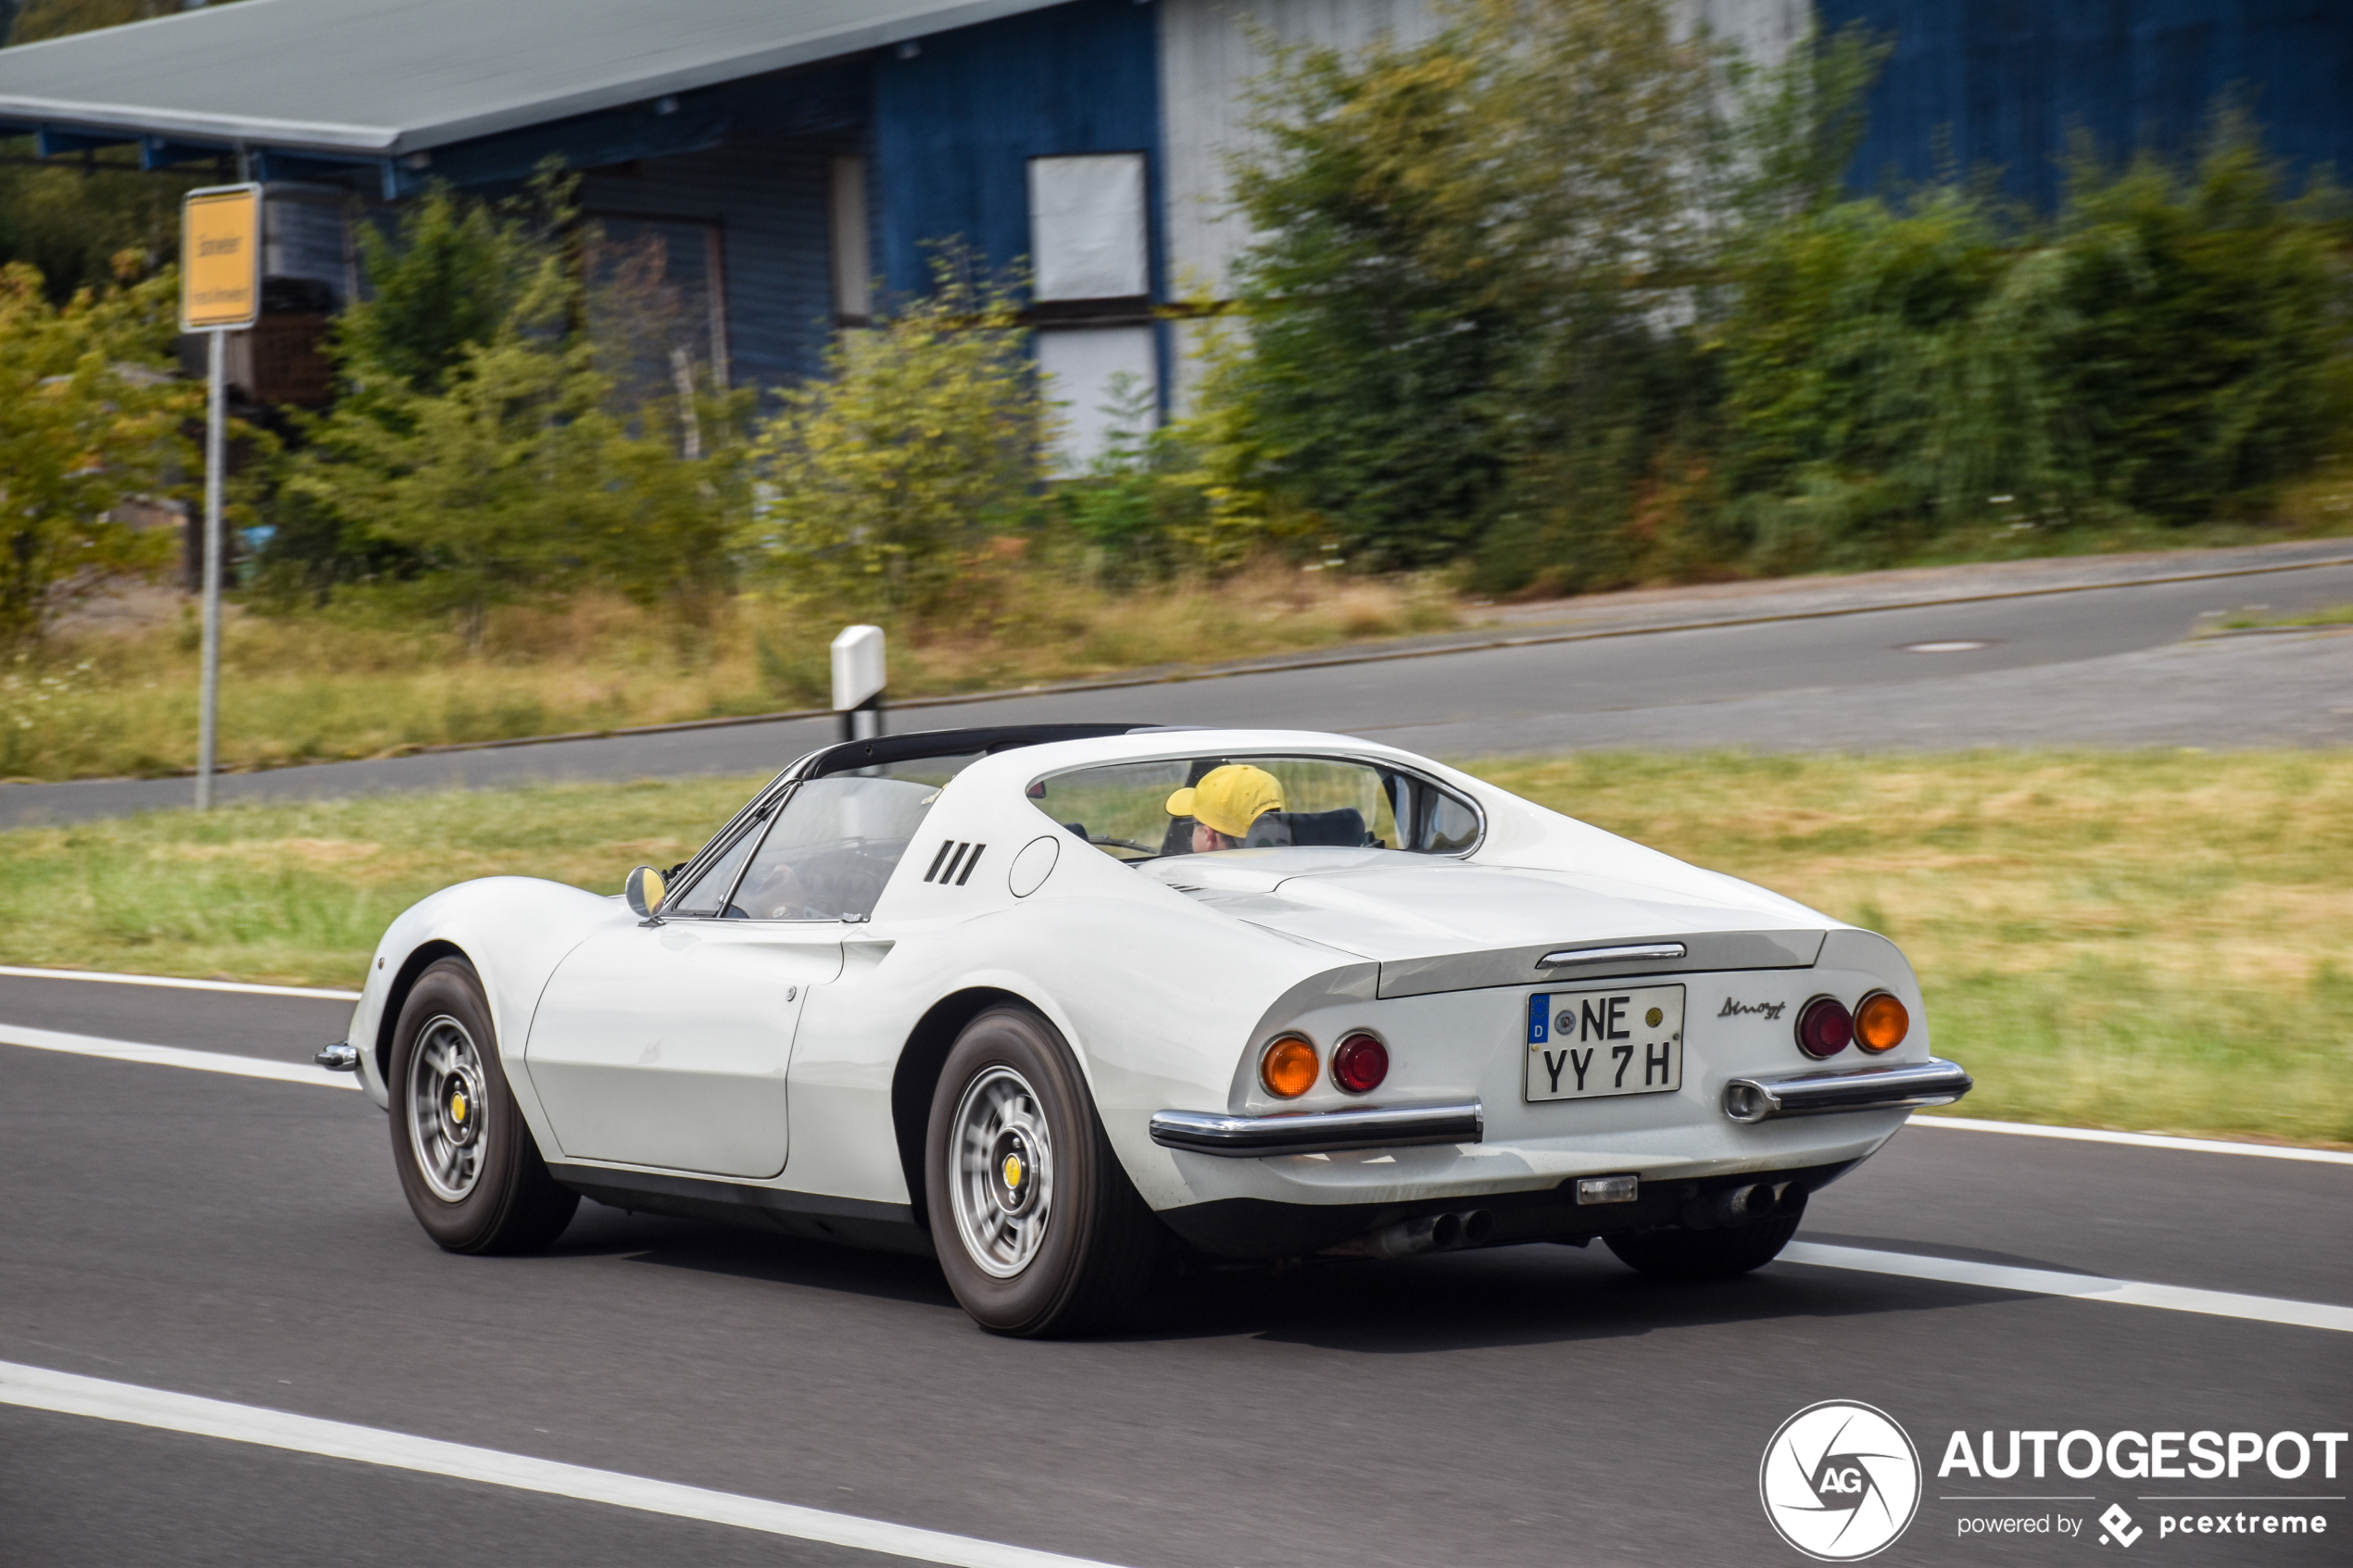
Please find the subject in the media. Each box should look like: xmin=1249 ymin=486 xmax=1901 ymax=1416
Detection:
xmin=346 ymin=728 xmax=1956 ymax=1256
xmin=524 ymin=919 xmax=842 ymax=1178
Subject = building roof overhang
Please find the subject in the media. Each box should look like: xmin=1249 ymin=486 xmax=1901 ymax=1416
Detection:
xmin=0 ymin=0 xmax=1057 ymax=167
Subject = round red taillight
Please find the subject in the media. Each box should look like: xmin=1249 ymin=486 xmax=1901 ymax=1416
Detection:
xmin=1330 ymin=1032 xmax=1389 ymax=1094
xmin=1795 ymin=997 xmax=1853 ymax=1059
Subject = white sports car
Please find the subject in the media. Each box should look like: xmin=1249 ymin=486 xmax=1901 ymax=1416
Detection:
xmin=327 ymin=723 xmax=1970 ymax=1336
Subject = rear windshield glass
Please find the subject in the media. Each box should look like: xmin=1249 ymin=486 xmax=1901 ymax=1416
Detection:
xmin=1032 ymin=755 xmax=1481 ymax=861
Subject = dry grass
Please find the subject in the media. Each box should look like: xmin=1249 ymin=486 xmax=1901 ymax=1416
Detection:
xmin=2 ymin=748 xmax=2346 ymax=1145
xmin=1 ymin=563 xmax=1458 ymax=783
xmin=1478 ymin=750 xmax=2353 ymax=1147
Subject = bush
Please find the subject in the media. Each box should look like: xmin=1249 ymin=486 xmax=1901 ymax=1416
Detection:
xmin=1207 ymin=0 xmax=2353 ymax=588
xmin=741 ymin=265 xmax=1043 ymax=622
xmin=2055 ymin=124 xmax=2349 ymax=525
xmin=0 ymin=256 xmax=189 ymax=645
xmin=276 ymin=177 xmax=746 ymax=633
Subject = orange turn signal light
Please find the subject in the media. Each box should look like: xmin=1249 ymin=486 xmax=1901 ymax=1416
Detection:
xmin=1855 ymin=991 xmax=1909 ymax=1053
xmin=1259 ymin=1035 xmax=1319 ymax=1098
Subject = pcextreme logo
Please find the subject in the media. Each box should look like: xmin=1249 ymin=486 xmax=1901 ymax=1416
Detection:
xmin=1760 ymin=1400 xmax=1924 ymax=1561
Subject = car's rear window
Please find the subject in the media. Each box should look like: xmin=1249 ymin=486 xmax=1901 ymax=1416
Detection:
xmin=1031 ymin=755 xmax=1481 ymax=861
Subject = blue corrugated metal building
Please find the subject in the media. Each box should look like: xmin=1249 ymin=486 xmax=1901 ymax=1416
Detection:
xmin=1824 ymin=0 xmax=2353 ymax=210
xmin=1 ymin=0 xmax=2347 ymax=454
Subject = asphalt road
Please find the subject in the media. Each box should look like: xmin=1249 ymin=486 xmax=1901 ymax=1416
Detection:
xmin=5 ymin=554 xmax=2351 ymax=827
xmin=2 ymin=974 xmax=2346 ymax=1567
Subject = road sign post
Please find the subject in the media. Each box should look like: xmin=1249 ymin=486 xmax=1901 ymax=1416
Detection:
xmin=831 ymin=625 xmax=886 ymax=742
xmin=180 ymin=184 xmax=261 ymax=810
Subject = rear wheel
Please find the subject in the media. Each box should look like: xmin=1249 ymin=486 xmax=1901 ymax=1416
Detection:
xmin=925 ymin=1006 xmax=1158 ymax=1336
xmin=1604 ymin=1207 xmax=1804 ymax=1280
xmin=388 ymin=957 xmax=578 ymax=1255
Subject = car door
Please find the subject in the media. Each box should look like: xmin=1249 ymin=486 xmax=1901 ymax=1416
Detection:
xmin=522 ymin=770 xmax=945 ymax=1179
xmin=522 ymin=917 xmax=841 ymax=1179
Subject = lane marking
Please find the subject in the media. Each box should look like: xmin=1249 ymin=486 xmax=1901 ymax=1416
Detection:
xmin=0 ymin=965 xmax=360 ymax=1000
xmin=0 ymin=1360 xmax=1125 ymax=1568
xmin=1781 ymin=1242 xmax=2353 ymax=1334
xmin=8 ymin=1016 xmax=2350 ymax=1173
xmin=0 ymin=1025 xmax=358 ymax=1090
xmin=1911 ymin=1112 xmax=2353 ymax=1166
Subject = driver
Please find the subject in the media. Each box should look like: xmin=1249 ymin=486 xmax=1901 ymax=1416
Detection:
xmin=730 ymin=856 xmax=817 ymax=920
xmin=1165 ymin=764 xmax=1286 ymax=853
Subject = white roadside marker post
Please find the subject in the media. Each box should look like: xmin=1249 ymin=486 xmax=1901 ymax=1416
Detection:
xmin=831 ymin=624 xmax=886 ymax=743
xmin=180 ymin=183 xmax=262 ymax=811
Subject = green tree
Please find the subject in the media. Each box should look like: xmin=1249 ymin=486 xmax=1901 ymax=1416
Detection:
xmin=336 ymin=185 xmax=552 ymax=398
xmin=286 ymin=177 xmax=745 ymax=630
xmin=2056 ymin=120 xmax=2349 ymax=524
xmin=1214 ymin=0 xmax=1881 ymax=585
xmin=0 ymin=256 xmax=189 ymax=644
xmin=0 ymin=1 xmax=236 ymax=300
xmin=743 ymin=267 xmax=1044 ymax=621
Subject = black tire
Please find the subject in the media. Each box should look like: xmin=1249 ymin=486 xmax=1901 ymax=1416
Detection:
xmin=387 ymin=957 xmax=578 ymax=1255
xmin=924 ymin=1006 xmax=1159 ymax=1336
xmin=1604 ymin=1207 xmax=1805 ymax=1281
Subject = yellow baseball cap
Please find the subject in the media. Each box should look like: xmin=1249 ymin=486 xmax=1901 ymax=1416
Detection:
xmin=1165 ymin=764 xmax=1287 ymax=840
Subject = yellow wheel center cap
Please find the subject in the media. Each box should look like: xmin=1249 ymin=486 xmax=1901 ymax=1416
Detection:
xmin=449 ymin=1090 xmax=468 ymax=1123
xmin=1001 ymin=1152 xmax=1024 ymax=1190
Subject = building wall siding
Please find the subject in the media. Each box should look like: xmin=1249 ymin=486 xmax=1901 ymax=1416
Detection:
xmin=1824 ymin=0 xmax=2353 ymax=211
xmin=872 ymin=0 xmax=1163 ymax=300
xmin=579 ymin=134 xmax=846 ymax=395
xmin=1157 ymin=0 xmax=1444 ymax=300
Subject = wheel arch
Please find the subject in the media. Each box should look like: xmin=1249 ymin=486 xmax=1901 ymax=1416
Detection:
xmin=373 ymin=939 xmax=472 ymax=1084
xmin=890 ymin=985 xmax=1041 ymax=1234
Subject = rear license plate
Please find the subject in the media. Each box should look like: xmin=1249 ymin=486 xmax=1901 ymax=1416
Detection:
xmin=1525 ymin=985 xmax=1684 ymax=1102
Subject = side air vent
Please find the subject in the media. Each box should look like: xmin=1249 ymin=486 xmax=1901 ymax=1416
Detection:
xmin=924 ymin=840 xmax=988 ymax=885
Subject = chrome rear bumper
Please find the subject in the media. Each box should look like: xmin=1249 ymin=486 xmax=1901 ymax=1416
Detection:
xmin=1150 ymin=1100 xmax=1484 ymax=1158
xmin=1722 ymin=1058 xmax=1972 ymax=1123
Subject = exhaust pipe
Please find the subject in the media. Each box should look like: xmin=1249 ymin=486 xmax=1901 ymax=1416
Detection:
xmin=1680 ymin=1182 xmax=1799 ymax=1231
xmin=1360 ymin=1209 xmax=1492 ymax=1260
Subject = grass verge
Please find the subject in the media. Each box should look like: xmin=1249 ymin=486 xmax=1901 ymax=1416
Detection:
xmin=0 ymin=749 xmax=2346 ymax=1146
xmin=2 ymin=567 xmax=1456 ymax=783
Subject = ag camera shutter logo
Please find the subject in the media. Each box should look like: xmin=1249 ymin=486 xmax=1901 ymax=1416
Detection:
xmin=1760 ymin=1400 xmax=1923 ymax=1561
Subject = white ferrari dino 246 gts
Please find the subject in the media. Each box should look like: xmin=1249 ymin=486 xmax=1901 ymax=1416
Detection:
xmin=324 ymin=723 xmax=1970 ymax=1336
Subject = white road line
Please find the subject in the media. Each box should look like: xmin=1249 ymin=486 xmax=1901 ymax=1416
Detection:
xmin=1781 ymin=1242 xmax=2353 ymax=1335
xmin=0 ymin=1360 xmax=1124 ymax=1568
xmin=0 ymin=1025 xmax=358 ymax=1090
xmin=0 ymin=964 xmax=360 ymax=1000
xmin=1910 ymin=1112 xmax=2353 ymax=1166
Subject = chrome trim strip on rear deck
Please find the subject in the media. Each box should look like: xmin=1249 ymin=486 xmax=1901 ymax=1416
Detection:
xmin=1150 ymin=1100 xmax=1484 ymax=1157
xmin=1721 ymin=1058 xmax=1973 ymax=1123
xmin=1536 ymin=942 xmax=1688 ymax=969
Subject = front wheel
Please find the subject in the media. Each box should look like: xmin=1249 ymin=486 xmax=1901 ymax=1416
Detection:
xmin=387 ymin=957 xmax=578 ymax=1255
xmin=925 ymin=1006 xmax=1158 ymax=1336
xmin=1604 ymin=1206 xmax=1804 ymax=1280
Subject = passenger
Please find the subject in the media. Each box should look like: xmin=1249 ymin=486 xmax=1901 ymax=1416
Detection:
xmin=1165 ymin=764 xmax=1287 ymax=853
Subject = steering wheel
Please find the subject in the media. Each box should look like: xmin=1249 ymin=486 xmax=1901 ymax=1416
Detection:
xmin=1088 ymin=835 xmax=1161 ymax=855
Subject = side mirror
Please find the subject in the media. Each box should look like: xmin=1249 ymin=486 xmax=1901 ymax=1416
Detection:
xmin=623 ymin=864 xmax=667 ymax=921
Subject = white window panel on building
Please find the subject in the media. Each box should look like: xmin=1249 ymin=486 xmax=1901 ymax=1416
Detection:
xmin=829 ymin=155 xmax=873 ymax=322
xmin=1037 ymin=324 xmax=1156 ymax=476
xmin=1028 ymin=153 xmax=1149 ymax=302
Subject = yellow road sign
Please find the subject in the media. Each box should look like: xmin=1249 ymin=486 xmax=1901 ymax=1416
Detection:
xmin=181 ymin=183 xmax=262 ymax=331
